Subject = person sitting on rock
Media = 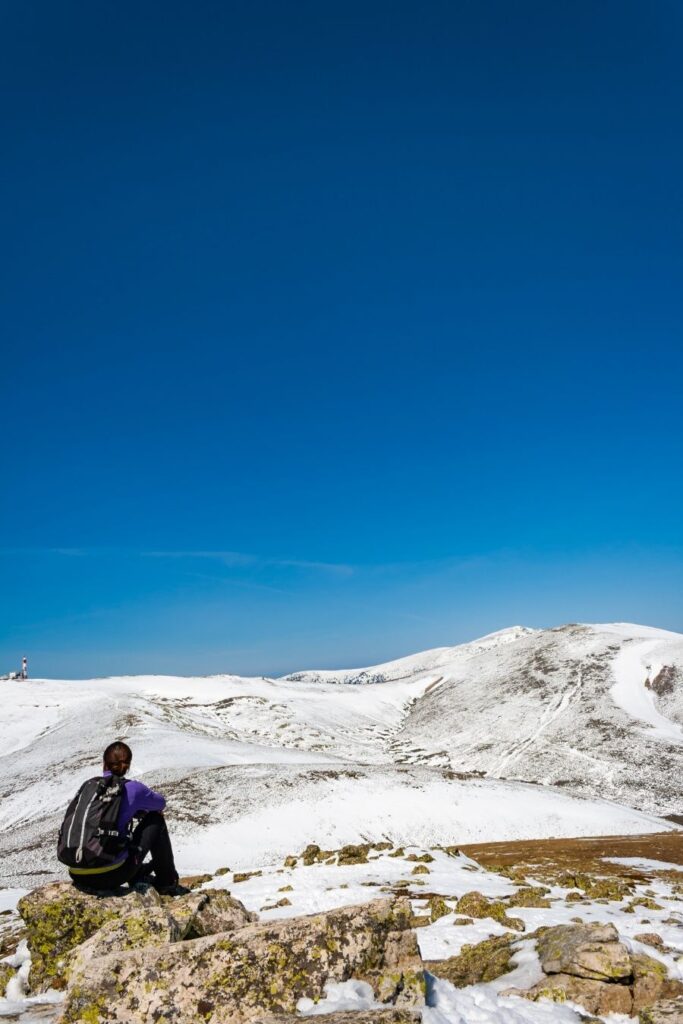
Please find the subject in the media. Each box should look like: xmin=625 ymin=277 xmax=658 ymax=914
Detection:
xmin=68 ymin=741 xmax=188 ymax=896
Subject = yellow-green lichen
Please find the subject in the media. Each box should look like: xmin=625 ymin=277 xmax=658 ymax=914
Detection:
xmin=425 ymin=934 xmax=515 ymax=987
xmin=456 ymin=891 xmax=525 ymax=931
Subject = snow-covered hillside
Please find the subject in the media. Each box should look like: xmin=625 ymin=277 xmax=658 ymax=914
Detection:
xmin=0 ymin=622 xmax=681 ymax=888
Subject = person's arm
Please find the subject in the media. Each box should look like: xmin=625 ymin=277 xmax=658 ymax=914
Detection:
xmin=125 ymin=779 xmax=166 ymax=817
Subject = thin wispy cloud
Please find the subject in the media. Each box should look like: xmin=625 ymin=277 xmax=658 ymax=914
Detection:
xmin=0 ymin=546 xmax=355 ymax=579
xmin=143 ymin=549 xmax=355 ymax=577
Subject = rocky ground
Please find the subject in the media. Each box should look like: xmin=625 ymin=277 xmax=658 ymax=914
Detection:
xmin=1 ymin=833 xmax=682 ymax=1024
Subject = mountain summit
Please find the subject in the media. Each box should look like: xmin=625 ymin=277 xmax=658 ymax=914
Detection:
xmin=1 ymin=622 xmax=680 ymax=887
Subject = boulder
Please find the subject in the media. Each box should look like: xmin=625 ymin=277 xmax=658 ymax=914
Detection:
xmin=455 ymin=891 xmax=524 ymax=932
xmin=423 ymin=896 xmax=451 ymax=923
xmin=170 ymin=889 xmax=256 ymax=939
xmin=636 ymin=933 xmax=665 ymax=949
xmin=640 ymin=997 xmax=683 ymax=1024
xmin=19 ymin=882 xmax=254 ymax=992
xmin=425 ymin=934 xmax=515 ymax=987
xmin=18 ymin=882 xmax=163 ymax=991
xmin=59 ymin=898 xmax=424 ymax=1024
xmin=537 ymin=922 xmax=631 ymax=980
xmin=631 ymin=953 xmax=671 ymax=1012
xmin=521 ymin=973 xmax=633 ymax=1015
xmin=66 ymin=890 xmax=255 ymax=981
xmin=0 ymin=962 xmax=16 ymax=996
xmin=508 ymin=886 xmax=551 ymax=909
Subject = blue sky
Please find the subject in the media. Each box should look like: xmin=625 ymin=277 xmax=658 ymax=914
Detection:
xmin=1 ymin=1 xmax=682 ymax=677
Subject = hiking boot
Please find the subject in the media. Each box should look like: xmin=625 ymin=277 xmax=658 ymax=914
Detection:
xmin=156 ymin=882 xmax=192 ymax=897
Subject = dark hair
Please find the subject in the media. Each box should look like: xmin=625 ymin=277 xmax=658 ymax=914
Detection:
xmin=103 ymin=741 xmax=132 ymax=771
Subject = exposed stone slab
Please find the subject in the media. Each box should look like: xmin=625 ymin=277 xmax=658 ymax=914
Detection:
xmin=537 ymin=922 xmax=631 ymax=980
xmin=424 ymin=934 xmax=516 ymax=987
xmin=639 ymin=997 xmax=683 ymax=1024
xmin=59 ymin=897 xmax=424 ymax=1024
xmin=19 ymin=881 xmax=254 ymax=992
xmin=513 ymin=973 xmax=633 ymax=1015
xmin=19 ymin=882 xmax=163 ymax=991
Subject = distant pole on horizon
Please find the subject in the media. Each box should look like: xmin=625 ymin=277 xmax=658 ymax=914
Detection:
xmin=21 ymin=656 xmax=28 ymax=680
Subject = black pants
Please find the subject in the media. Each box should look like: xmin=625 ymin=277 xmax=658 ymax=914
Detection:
xmin=70 ymin=811 xmax=178 ymax=892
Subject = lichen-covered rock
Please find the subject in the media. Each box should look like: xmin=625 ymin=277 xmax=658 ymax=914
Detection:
xmin=66 ymin=905 xmax=179 ymax=982
xmin=337 ymin=844 xmax=370 ymax=865
xmin=508 ymin=886 xmax=551 ymax=909
xmin=174 ymin=889 xmax=256 ymax=939
xmin=536 ymin=922 xmax=631 ymax=980
xmin=19 ymin=881 xmax=255 ymax=994
xmin=179 ymin=873 xmax=212 ymax=890
xmin=411 ymin=865 xmax=429 ymax=876
xmin=631 ymin=953 xmax=670 ymax=1011
xmin=521 ymin=972 xmax=633 ymax=1015
xmin=67 ymin=888 xmax=255 ymax=982
xmin=558 ymin=873 xmax=633 ymax=901
xmin=455 ymin=891 xmax=524 ymax=932
xmin=18 ymin=882 xmax=163 ymax=992
xmin=427 ymin=897 xmax=451 ymax=923
xmin=59 ymin=897 xmax=425 ymax=1023
xmin=635 ymin=933 xmax=665 ymax=949
xmin=0 ymin=962 xmax=16 ymax=997
xmin=253 ymin=1012 xmax=421 ymax=1023
xmin=425 ymin=934 xmax=515 ymax=987
xmin=639 ymin=997 xmax=683 ymax=1024
xmin=630 ymin=898 xmax=665 ymax=912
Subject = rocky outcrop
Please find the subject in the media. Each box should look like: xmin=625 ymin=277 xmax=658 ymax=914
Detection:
xmin=537 ymin=922 xmax=630 ymax=980
xmin=507 ymin=885 xmax=551 ymax=908
xmin=18 ymin=883 xmax=157 ymax=991
xmin=523 ymin=972 xmax=633 ymax=1015
xmin=640 ymin=997 xmax=683 ymax=1024
xmin=18 ymin=882 xmax=254 ymax=992
xmin=455 ymin=891 xmax=524 ymax=931
xmin=60 ymin=898 xmax=424 ymax=1023
xmin=0 ymin=961 xmax=16 ymax=996
xmin=425 ymin=934 xmax=516 ymax=987
xmin=504 ymin=923 xmax=683 ymax=1018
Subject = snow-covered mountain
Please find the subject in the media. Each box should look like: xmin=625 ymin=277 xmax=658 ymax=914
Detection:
xmin=0 ymin=621 xmax=681 ymax=887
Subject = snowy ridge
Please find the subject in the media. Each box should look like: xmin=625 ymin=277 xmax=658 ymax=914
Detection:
xmin=0 ymin=621 xmax=681 ymax=887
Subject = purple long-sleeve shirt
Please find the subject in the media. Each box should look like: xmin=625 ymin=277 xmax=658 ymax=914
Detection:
xmin=102 ymin=771 xmax=166 ymax=832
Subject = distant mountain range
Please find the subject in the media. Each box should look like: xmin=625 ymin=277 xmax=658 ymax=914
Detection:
xmin=1 ymin=622 xmax=680 ymax=887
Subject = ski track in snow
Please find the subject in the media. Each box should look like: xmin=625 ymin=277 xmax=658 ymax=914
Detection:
xmin=489 ymin=670 xmax=584 ymax=777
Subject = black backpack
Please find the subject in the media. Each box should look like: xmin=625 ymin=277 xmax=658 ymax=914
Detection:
xmin=57 ymin=775 xmax=127 ymax=869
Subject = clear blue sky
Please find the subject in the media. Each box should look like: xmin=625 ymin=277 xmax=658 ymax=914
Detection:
xmin=1 ymin=1 xmax=682 ymax=678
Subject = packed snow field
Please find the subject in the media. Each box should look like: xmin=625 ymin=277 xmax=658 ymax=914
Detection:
xmin=1 ymin=621 xmax=682 ymax=1022
xmin=1 ymin=622 xmax=682 ymax=889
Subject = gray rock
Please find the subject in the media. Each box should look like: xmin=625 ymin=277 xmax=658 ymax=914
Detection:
xmin=19 ymin=882 xmax=164 ymax=991
xmin=19 ymin=881 xmax=254 ymax=993
xmin=639 ymin=997 xmax=683 ymax=1024
xmin=537 ymin=922 xmax=631 ymax=981
xmin=520 ymin=973 xmax=633 ymax=1015
xmin=59 ymin=897 xmax=425 ymax=1024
